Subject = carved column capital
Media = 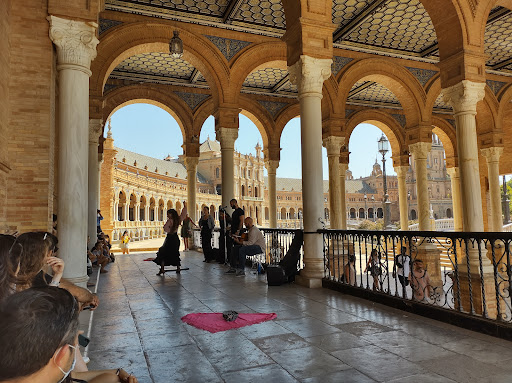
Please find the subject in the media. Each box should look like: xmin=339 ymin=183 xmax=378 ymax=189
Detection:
xmin=442 ymin=80 xmax=486 ymax=115
xmin=265 ymin=159 xmax=279 ymax=175
xmin=322 ymin=136 xmax=345 ymax=157
xmin=215 ymin=127 xmax=238 ymax=150
xmin=480 ymin=146 xmax=504 ymax=164
xmin=394 ymin=166 xmax=408 ymax=179
xmin=89 ymin=119 xmax=102 ymax=145
xmin=184 ymin=156 xmax=199 ymax=171
xmin=288 ymin=55 xmax=332 ymax=97
xmin=409 ymin=141 xmax=431 ymax=160
xmin=48 ymin=16 xmax=99 ymax=75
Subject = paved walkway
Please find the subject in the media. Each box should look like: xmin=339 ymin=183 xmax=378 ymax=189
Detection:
xmin=88 ymin=251 xmax=512 ymax=383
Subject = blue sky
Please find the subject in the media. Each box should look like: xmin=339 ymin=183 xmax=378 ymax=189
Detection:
xmin=108 ymin=103 xmax=396 ymax=180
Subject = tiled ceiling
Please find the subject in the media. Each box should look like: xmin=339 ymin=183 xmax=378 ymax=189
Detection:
xmin=103 ymin=0 xmax=512 ymax=104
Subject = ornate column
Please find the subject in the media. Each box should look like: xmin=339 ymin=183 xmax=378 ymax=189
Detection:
xmin=409 ymin=142 xmax=432 ymax=231
xmin=443 ymin=81 xmax=486 ymax=233
xmin=446 ymin=167 xmax=463 ymax=231
xmin=289 ymin=55 xmax=331 ymax=288
xmin=395 ymin=166 xmax=409 ymax=231
xmin=185 ymin=156 xmax=199 ymax=222
xmin=216 ymin=127 xmax=238 ymax=212
xmin=265 ymin=159 xmax=279 ymax=228
xmin=481 ymin=147 xmax=504 ymax=232
xmin=88 ymin=119 xmax=102 ymax=243
xmin=49 ymin=16 xmax=98 ymax=286
xmin=124 ymin=202 xmax=129 ymax=222
xmin=135 ymin=203 xmax=140 ymax=222
xmin=339 ymin=162 xmax=348 ymax=230
xmin=323 ymin=136 xmax=344 ymax=229
xmin=444 ymin=80 xmax=498 ymax=317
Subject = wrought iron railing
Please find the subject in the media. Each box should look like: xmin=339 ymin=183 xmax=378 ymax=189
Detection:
xmin=320 ymin=229 xmax=512 ymax=324
xmin=261 ymin=228 xmax=303 ymax=265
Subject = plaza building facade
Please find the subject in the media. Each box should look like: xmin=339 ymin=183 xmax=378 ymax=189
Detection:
xmin=3 ymin=0 xmax=512 ymax=291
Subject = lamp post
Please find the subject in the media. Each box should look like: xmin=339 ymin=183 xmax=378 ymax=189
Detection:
xmin=503 ymin=175 xmax=511 ymax=225
xmin=378 ymin=134 xmax=392 ymax=229
xmin=364 ymin=193 xmax=368 ymax=220
xmin=371 ymin=195 xmax=375 ymax=221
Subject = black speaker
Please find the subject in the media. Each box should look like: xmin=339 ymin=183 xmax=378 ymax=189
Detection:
xmin=266 ymin=265 xmax=285 ymax=286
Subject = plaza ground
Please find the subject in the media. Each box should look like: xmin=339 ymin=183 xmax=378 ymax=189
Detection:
xmin=86 ymin=250 xmax=512 ymax=383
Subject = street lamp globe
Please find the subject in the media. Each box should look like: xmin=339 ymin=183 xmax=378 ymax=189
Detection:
xmin=378 ymin=134 xmax=389 ymax=156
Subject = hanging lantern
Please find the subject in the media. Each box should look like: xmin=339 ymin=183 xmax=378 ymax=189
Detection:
xmin=169 ymin=31 xmax=183 ymax=59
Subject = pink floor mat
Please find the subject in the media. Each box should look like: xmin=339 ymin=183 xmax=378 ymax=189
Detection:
xmin=181 ymin=312 xmax=277 ymax=333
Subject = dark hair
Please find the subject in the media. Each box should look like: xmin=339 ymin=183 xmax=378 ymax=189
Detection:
xmin=12 ymin=232 xmax=57 ymax=289
xmin=167 ymin=209 xmax=180 ymax=233
xmin=348 ymin=254 xmax=356 ymax=263
xmin=230 ymin=199 xmax=237 ymax=204
xmin=0 ymin=235 xmax=17 ymax=301
xmin=0 ymin=286 xmax=79 ymax=380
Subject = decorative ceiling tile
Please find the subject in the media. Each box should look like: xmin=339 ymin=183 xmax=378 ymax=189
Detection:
xmin=406 ymin=67 xmax=438 ymax=86
xmin=349 ymin=81 xmax=400 ymax=106
xmin=244 ymin=68 xmax=287 ymax=89
xmin=115 ymin=52 xmax=195 ymax=79
xmin=231 ymin=0 xmax=286 ymax=30
xmin=99 ymin=18 xmax=123 ymax=35
xmin=332 ymin=56 xmax=353 ymax=76
xmin=344 ymin=0 xmax=437 ymax=53
xmin=256 ymin=100 xmax=288 ymax=117
xmin=332 ymin=0 xmax=373 ymax=28
xmin=205 ymin=35 xmax=252 ymax=61
xmin=106 ymin=0 xmax=229 ymax=17
xmin=277 ymin=79 xmax=297 ymax=93
xmin=103 ymin=83 xmax=122 ymax=94
xmin=174 ymin=91 xmax=210 ymax=110
xmin=486 ymin=79 xmax=508 ymax=95
xmin=485 ymin=13 xmax=512 ymax=67
xmin=391 ymin=113 xmax=406 ymax=127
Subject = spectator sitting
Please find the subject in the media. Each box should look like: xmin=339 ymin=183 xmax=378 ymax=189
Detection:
xmin=0 ymin=286 xmax=138 ymax=383
xmin=343 ymin=254 xmax=356 ymax=286
xmin=91 ymin=241 xmax=110 ymax=273
xmin=231 ymin=217 xmax=265 ymax=277
xmin=410 ymin=259 xmax=432 ymax=302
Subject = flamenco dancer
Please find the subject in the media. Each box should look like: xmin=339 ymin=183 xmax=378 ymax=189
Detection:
xmin=154 ymin=203 xmax=187 ymax=275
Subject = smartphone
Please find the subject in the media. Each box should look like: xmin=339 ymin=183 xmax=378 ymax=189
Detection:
xmin=78 ymin=334 xmax=90 ymax=347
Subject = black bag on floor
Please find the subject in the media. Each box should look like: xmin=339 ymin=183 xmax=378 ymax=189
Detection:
xmin=267 ymin=265 xmax=286 ymax=286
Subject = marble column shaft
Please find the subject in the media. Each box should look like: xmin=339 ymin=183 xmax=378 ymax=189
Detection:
xmin=216 ymin=127 xmax=238 ymax=213
xmin=88 ymin=119 xmax=101 ymax=244
xmin=185 ymin=156 xmax=199 ymax=222
xmin=49 ymin=16 xmax=98 ymax=286
xmin=339 ymin=163 xmax=348 ymax=230
xmin=443 ymin=80 xmax=486 ymax=233
xmin=481 ymin=147 xmax=504 ymax=232
xmin=395 ymin=166 xmax=409 ymax=231
xmin=323 ymin=136 xmax=344 ymax=229
xmin=265 ymin=160 xmax=279 ymax=228
xmin=409 ymin=142 xmax=432 ymax=231
xmin=446 ymin=167 xmax=463 ymax=232
xmin=289 ymin=55 xmax=331 ymax=288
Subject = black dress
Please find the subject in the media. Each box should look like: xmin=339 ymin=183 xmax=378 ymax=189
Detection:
xmin=153 ymin=232 xmax=181 ymax=267
xmin=200 ymin=216 xmax=214 ymax=262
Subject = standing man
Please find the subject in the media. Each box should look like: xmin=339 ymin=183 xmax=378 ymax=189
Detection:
xmin=225 ymin=199 xmax=245 ymax=274
xmin=393 ymin=246 xmax=411 ymax=295
xmin=97 ymin=209 xmax=104 ymax=233
xmin=232 ymin=217 xmax=266 ymax=277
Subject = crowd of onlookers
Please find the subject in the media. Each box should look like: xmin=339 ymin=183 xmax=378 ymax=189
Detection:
xmin=0 ymin=224 xmax=138 ymax=382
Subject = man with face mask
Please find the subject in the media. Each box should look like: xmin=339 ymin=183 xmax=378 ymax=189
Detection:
xmin=0 ymin=287 xmax=137 ymax=383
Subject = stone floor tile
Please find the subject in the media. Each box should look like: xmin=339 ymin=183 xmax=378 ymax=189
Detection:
xmin=384 ymin=373 xmax=457 ymax=383
xmin=237 ymin=320 xmax=291 ymax=339
xmin=268 ymin=345 xmax=351 ymax=379
xmin=301 ymin=368 xmax=376 ymax=383
xmin=140 ymin=331 xmax=194 ymax=351
xmin=336 ymin=320 xmax=394 ymax=337
xmin=88 ymin=331 xmax=143 ymax=353
xmin=251 ymin=333 xmax=309 ymax=354
xmin=277 ymin=316 xmax=341 ymax=338
xmin=331 ymin=345 xmax=425 ymax=382
xmin=359 ymin=330 xmax=456 ymax=362
xmin=306 ymin=331 xmax=372 ymax=352
xmin=221 ymin=363 xmax=299 ymax=383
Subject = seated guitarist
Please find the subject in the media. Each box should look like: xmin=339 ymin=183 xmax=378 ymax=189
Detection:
xmin=231 ymin=217 xmax=266 ymax=277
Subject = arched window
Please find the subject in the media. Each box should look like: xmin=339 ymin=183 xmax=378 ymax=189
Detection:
xmin=377 ymin=208 xmax=383 ymax=219
xmin=359 ymin=208 xmax=365 ymax=219
xmin=241 ymin=185 xmax=245 ymax=196
xmin=215 ymin=167 xmax=220 ymax=178
xmin=446 ymin=208 xmax=452 ymax=218
xmin=410 ymin=209 xmax=417 ymax=220
xmin=254 ymin=187 xmax=258 ymax=198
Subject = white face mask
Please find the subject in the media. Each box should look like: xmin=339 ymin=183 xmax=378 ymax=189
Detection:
xmin=55 ymin=344 xmax=77 ymax=383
